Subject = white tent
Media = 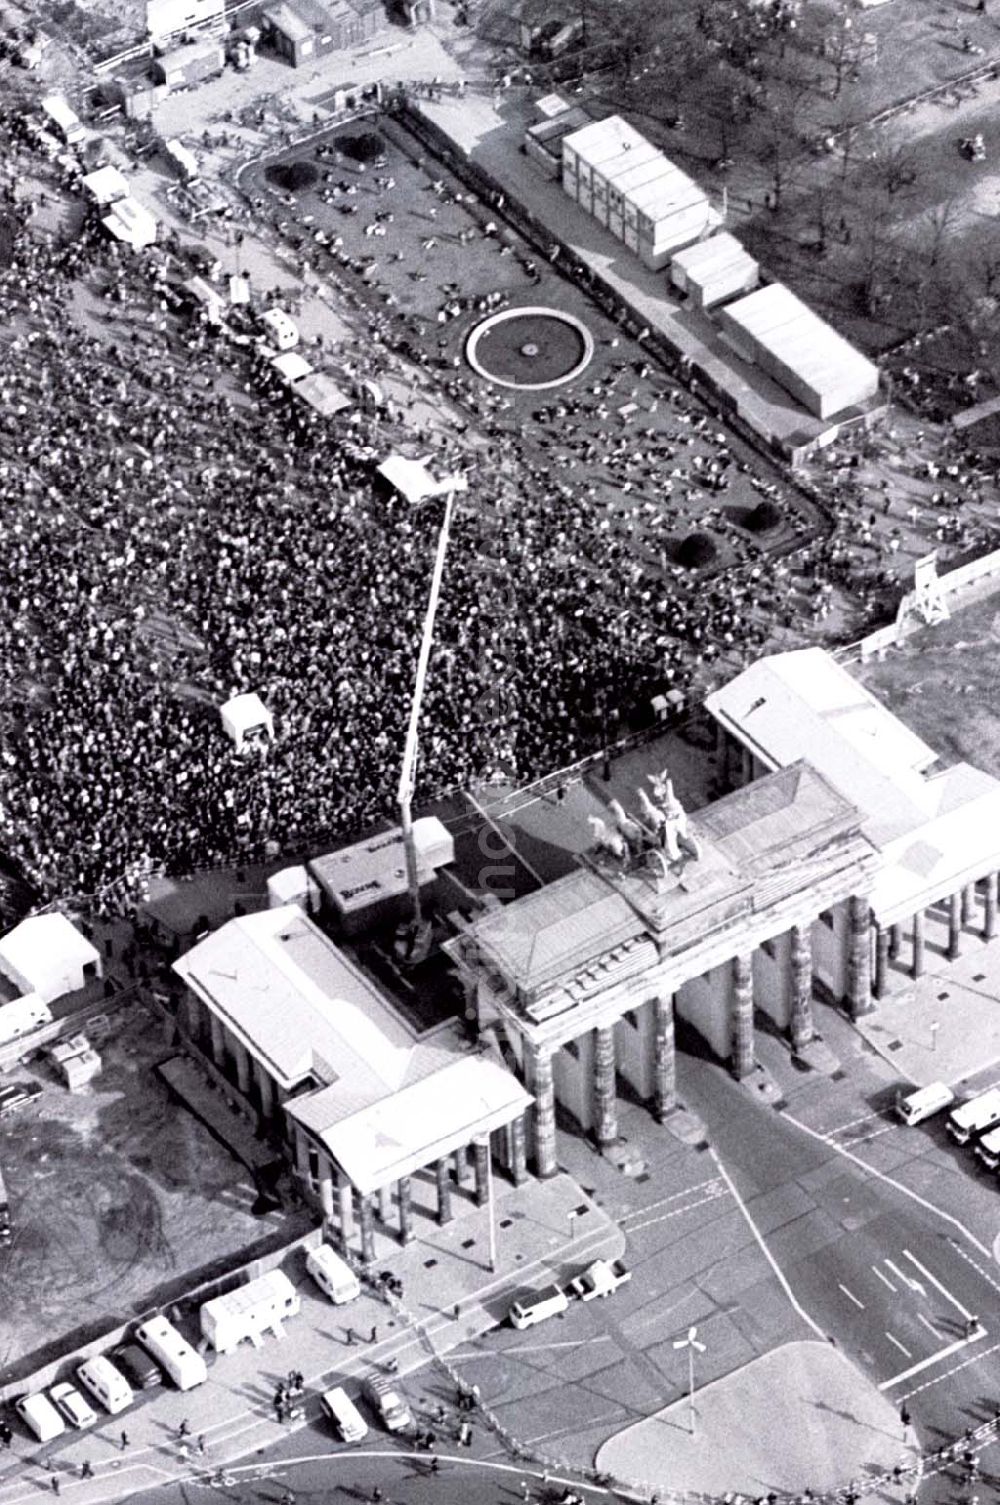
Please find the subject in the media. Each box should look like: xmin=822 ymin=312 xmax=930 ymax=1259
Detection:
xmin=220 ymin=692 xmax=274 ymax=752
xmin=377 ymin=454 xmax=469 ymax=505
xmin=270 ymin=350 xmax=314 ymax=384
xmin=102 ymin=196 xmax=158 ymax=250
xmin=82 ymin=164 xmax=130 ymax=207
xmin=0 ymin=913 xmax=102 ymax=1005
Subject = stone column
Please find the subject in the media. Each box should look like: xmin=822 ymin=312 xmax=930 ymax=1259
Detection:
xmin=889 ymin=924 xmax=901 ymax=959
xmin=873 ymin=925 xmax=890 ymax=1000
xmin=398 ymin=1176 xmax=414 ymax=1244
xmin=318 ymin=1154 xmax=334 ymax=1223
xmin=378 ymin=1184 xmax=392 ymax=1224
xmin=714 ymin=722 xmax=728 ymax=786
xmin=473 ymin=1139 xmax=490 ymax=1207
xmin=731 ymin=953 xmax=754 ymax=1079
xmin=435 ymin=1156 xmax=453 ymax=1225
xmin=846 ymin=896 xmax=873 ymax=1019
xmin=789 ymin=923 xmax=814 ymax=1048
xmin=948 ymin=892 xmax=962 ymax=961
xmin=525 ymin=1041 xmax=557 ymax=1179
xmin=740 ymin=745 xmax=753 ymax=786
xmin=962 ymin=882 xmax=976 ymax=929
xmin=338 ymin=1173 xmax=355 ymax=1246
xmin=509 ymin=1115 xmax=528 ymax=1185
xmin=985 ymin=872 xmax=999 ymax=941
xmin=233 ymin=1040 xmax=251 ymax=1095
xmin=184 ymin=990 xmax=201 ymax=1039
xmin=209 ymin=1012 xmax=226 ymax=1069
xmin=358 ymin=1194 xmax=375 ymax=1265
xmin=652 ymin=995 xmax=676 ymax=1121
xmin=912 ymin=910 xmax=925 ymax=979
xmin=255 ymin=1061 xmax=275 ymax=1121
xmin=593 ymin=1024 xmax=618 ymax=1147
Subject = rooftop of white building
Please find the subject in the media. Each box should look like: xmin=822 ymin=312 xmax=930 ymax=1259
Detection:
xmin=173 ymin=906 xmax=530 ymax=1193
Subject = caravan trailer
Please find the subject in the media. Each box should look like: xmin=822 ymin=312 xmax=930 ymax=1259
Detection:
xmin=200 ymin=1269 xmax=300 ymax=1354
xmin=135 ymin=1315 xmax=207 ymax=1390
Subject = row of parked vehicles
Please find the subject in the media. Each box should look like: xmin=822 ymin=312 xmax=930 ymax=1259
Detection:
xmin=13 ymin=1244 xmax=384 ymax=1445
xmin=896 ymin=1079 xmax=1000 ymax=1168
xmin=16 ymin=1316 xmax=204 ymax=1442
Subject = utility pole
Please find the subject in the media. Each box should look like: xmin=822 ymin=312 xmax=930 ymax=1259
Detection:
xmin=396 ymin=487 xmax=457 ymax=962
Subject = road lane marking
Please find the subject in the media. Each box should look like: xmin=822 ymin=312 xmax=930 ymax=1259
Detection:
xmin=919 ymin=1312 xmax=946 ymax=1340
xmin=839 ymin=1283 xmax=865 ymax=1309
xmin=619 ymin=1178 xmax=723 ymax=1222
xmin=467 ymin=1335 xmax=615 ymax=1356
xmin=780 ymin=1110 xmax=993 ymax=1259
xmin=886 ymin=1259 xmax=926 ymax=1296
xmin=887 ymin=1332 xmax=912 ymax=1358
xmin=879 ymin=1328 xmax=986 ymax=1390
xmin=903 ymin=1249 xmax=973 ymax=1318
xmin=948 ymin=1238 xmax=1000 ymax=1297
xmin=708 ymin=1145 xmax=827 ymax=1341
xmin=626 ymin=1186 xmax=727 ymax=1231
xmin=899 ymin=1338 xmax=1000 ymax=1401
xmin=873 ymin=1266 xmax=897 ymax=1293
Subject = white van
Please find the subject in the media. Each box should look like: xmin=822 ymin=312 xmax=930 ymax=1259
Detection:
xmin=306 ymin=1245 xmax=361 ymax=1305
xmin=896 ymin=1082 xmax=955 ymax=1127
xmin=947 ymin=1087 xmax=1000 ymax=1145
xmin=135 ymin=1315 xmax=207 ymax=1391
xmin=76 ymin=1355 xmax=134 ymax=1415
xmin=259 ymin=307 xmax=299 ymax=351
xmin=15 ymin=1392 xmax=65 ymax=1442
xmin=321 ymin=1385 xmax=368 ymax=1442
xmin=508 ymin=1284 xmax=569 ymax=1330
xmin=40 ymin=94 xmax=85 ymax=147
xmin=976 ymin=1125 xmax=1000 ymax=1170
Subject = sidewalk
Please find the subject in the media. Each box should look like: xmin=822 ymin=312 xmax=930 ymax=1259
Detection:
xmin=0 ymin=1174 xmax=622 ymax=1505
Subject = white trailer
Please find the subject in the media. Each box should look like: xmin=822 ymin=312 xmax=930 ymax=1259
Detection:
xmin=200 ymin=1269 xmax=300 ymax=1354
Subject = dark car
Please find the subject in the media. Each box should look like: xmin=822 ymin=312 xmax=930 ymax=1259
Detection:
xmin=0 ymin=1082 xmax=41 ymax=1119
xmin=109 ymin=1343 xmax=162 ymax=1391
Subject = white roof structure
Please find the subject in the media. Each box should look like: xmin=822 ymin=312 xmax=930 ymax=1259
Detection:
xmin=534 ymin=92 xmax=569 ymax=120
xmin=81 ymin=164 xmax=130 ymax=206
xmin=670 ymin=232 xmax=759 ymax=307
xmin=293 ymin=371 xmax=353 ymax=417
xmin=102 ymin=197 xmax=157 ymax=250
xmin=562 ymin=115 xmax=719 ymax=247
xmin=0 ymin=913 xmax=101 ymax=1005
xmin=270 ymin=350 xmax=314 ymax=384
xmin=267 ymin=864 xmax=317 ymax=911
xmin=173 ymin=906 xmax=531 ymax=1194
xmin=720 ymin=283 xmax=879 ymax=419
xmin=220 ymin=691 xmax=274 ymax=752
xmin=377 ymin=454 xmax=470 ymax=505
xmin=309 ymin=816 xmax=454 ymax=919
xmin=706 ymin=648 xmax=1000 ymax=924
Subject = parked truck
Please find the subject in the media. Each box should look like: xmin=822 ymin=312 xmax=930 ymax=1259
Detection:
xmin=567 ymin=1258 xmax=631 ymax=1301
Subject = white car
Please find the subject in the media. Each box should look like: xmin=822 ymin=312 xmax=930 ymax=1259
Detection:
xmin=508 ymin=1283 xmax=569 ymax=1330
xmin=49 ymin=1382 xmax=98 ymax=1429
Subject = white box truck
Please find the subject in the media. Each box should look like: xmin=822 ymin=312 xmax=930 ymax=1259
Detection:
xmin=200 ymin=1269 xmax=300 ymax=1354
xmin=305 ymin=1244 xmax=360 ymax=1305
xmin=40 ymin=94 xmax=85 ymax=146
xmin=946 ymin=1087 xmax=1000 ymax=1145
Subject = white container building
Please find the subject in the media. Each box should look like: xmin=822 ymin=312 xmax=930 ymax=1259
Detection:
xmin=670 ymin=233 xmax=759 ymax=310
xmin=719 ymin=282 xmax=880 ymax=419
xmin=561 ymin=115 xmax=719 ymax=270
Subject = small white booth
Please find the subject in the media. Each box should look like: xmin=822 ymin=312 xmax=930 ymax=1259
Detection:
xmin=266 ymin=864 xmax=319 ymax=913
xmin=0 ymin=913 xmax=102 ymax=1005
xmin=376 ymin=454 xmax=469 ymax=505
xmin=200 ymin=1269 xmax=300 ymax=1354
xmin=220 ymin=692 xmax=274 ymax=753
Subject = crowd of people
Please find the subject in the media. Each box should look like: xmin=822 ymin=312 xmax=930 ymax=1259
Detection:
xmin=1 ymin=94 xmax=998 ymax=920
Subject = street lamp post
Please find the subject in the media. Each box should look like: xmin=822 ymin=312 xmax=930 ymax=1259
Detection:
xmin=672 ymin=1326 xmax=706 ymax=1437
xmin=567 ymin=1208 xmax=579 ymax=1242
xmin=930 ymin=1020 xmax=940 ymax=1052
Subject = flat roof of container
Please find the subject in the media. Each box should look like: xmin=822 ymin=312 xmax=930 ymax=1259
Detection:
xmin=671 ymin=231 xmax=757 ymax=278
xmin=722 ymin=282 xmax=878 ymax=399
